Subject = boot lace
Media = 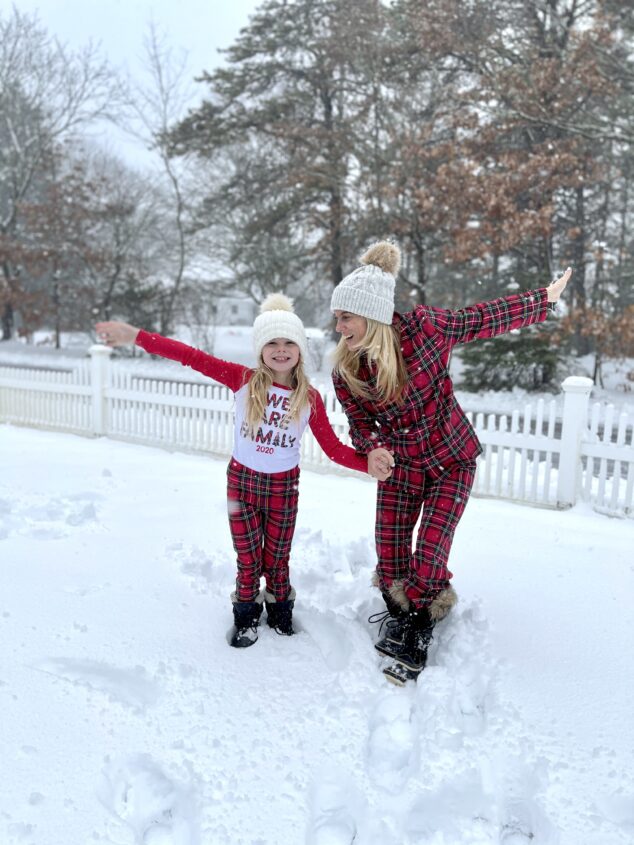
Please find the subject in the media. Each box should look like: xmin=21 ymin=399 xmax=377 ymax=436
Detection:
xmin=368 ymin=609 xmax=393 ymax=636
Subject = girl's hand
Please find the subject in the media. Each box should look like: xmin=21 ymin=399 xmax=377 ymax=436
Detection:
xmin=547 ymin=267 xmax=572 ymax=302
xmin=95 ymin=321 xmax=140 ymax=347
xmin=368 ymin=447 xmax=395 ymax=481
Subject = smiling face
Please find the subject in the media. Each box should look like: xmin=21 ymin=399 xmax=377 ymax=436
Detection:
xmin=260 ymin=338 xmax=301 ymax=382
xmin=334 ymin=310 xmax=368 ymax=350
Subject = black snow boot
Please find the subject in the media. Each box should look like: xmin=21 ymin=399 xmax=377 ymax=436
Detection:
xmin=264 ymin=588 xmax=296 ymax=636
xmin=369 ymin=591 xmax=408 ymax=658
xmin=230 ymin=593 xmax=264 ymax=648
xmin=383 ymin=606 xmax=435 ymax=685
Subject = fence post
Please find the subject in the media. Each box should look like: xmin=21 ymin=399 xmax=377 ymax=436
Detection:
xmin=89 ymin=344 xmax=112 ymax=435
xmin=557 ymin=376 xmax=593 ymax=508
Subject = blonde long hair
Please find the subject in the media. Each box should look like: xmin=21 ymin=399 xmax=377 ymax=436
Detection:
xmin=243 ymin=357 xmax=313 ymax=436
xmin=333 ymin=318 xmax=407 ymax=405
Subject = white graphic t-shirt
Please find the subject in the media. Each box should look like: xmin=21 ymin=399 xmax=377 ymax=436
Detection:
xmin=134 ymin=331 xmax=368 ymax=477
xmin=232 ymin=382 xmax=311 ymax=473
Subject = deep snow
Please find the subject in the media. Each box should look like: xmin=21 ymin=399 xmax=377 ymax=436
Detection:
xmin=1 ymin=424 xmax=633 ymax=845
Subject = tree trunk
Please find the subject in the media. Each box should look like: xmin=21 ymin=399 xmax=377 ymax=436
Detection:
xmin=572 ymin=185 xmax=590 ymax=354
xmin=1 ymin=302 xmax=14 ymax=341
xmin=415 ymin=241 xmax=426 ymax=304
xmin=53 ymin=273 xmax=61 ymax=349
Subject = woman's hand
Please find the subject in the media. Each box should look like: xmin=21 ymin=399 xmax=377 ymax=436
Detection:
xmin=95 ymin=321 xmax=140 ymax=347
xmin=547 ymin=267 xmax=572 ymax=303
xmin=368 ymin=447 xmax=395 ymax=481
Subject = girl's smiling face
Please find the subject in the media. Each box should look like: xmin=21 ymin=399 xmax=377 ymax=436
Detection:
xmin=334 ymin=310 xmax=368 ymax=349
xmin=261 ymin=338 xmax=300 ymax=380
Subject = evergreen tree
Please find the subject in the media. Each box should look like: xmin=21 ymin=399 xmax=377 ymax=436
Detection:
xmin=459 ymin=320 xmax=567 ymax=393
xmin=169 ymin=0 xmax=387 ymax=297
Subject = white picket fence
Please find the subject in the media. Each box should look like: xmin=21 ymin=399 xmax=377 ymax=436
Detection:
xmin=1 ymin=345 xmax=633 ymax=517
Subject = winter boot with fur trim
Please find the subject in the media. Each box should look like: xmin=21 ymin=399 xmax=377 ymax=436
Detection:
xmin=382 ymin=606 xmax=435 ymax=686
xmin=264 ymin=588 xmax=295 ymax=636
xmin=370 ymin=592 xmax=408 ymax=658
xmin=230 ymin=592 xmax=264 ymax=648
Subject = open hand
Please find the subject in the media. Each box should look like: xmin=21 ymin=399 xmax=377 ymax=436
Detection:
xmin=95 ymin=321 xmax=140 ymax=347
xmin=547 ymin=267 xmax=572 ymax=303
xmin=368 ymin=447 xmax=395 ymax=481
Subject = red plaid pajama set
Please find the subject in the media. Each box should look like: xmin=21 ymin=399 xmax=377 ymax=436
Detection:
xmin=135 ymin=331 xmax=367 ymax=603
xmin=332 ymin=288 xmax=552 ymax=608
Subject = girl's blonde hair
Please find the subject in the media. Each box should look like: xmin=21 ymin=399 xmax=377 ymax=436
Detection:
xmin=244 ymin=356 xmax=313 ymax=436
xmin=333 ymin=318 xmax=407 ymax=405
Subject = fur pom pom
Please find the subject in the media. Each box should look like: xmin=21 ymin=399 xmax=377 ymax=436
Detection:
xmin=260 ymin=292 xmax=294 ymax=314
xmin=360 ymin=241 xmax=401 ymax=276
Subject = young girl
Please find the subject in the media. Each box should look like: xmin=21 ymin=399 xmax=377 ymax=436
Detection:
xmin=330 ymin=242 xmax=571 ymax=684
xmin=95 ymin=295 xmax=392 ymax=649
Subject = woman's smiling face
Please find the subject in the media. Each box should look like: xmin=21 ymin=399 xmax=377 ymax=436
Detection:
xmin=334 ymin=311 xmax=368 ymax=349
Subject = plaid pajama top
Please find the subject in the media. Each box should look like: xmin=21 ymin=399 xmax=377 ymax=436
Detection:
xmin=332 ymin=288 xmax=551 ymax=489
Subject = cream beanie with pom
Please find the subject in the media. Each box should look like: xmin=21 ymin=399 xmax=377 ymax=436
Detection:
xmin=253 ymin=293 xmax=308 ymax=361
xmin=330 ymin=241 xmax=401 ymax=325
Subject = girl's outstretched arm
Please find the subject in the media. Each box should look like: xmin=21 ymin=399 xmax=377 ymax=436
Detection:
xmin=95 ymin=321 xmax=248 ymax=392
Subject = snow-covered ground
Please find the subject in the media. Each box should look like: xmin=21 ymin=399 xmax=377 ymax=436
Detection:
xmin=1 ymin=424 xmax=633 ymax=845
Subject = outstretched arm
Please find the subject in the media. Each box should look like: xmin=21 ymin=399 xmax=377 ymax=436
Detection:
xmin=419 ymin=267 xmax=572 ymax=347
xmin=94 ymin=321 xmax=248 ymax=392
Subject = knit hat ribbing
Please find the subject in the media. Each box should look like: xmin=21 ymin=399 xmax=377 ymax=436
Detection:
xmin=253 ymin=293 xmax=307 ymax=361
xmin=330 ymin=241 xmax=400 ymax=325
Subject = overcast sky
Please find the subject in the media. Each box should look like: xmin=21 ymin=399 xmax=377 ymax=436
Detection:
xmin=10 ymin=0 xmax=263 ymax=167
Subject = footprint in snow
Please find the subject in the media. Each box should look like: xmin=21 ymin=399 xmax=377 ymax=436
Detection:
xmin=0 ymin=492 xmax=100 ymax=540
xmin=35 ymin=657 xmax=159 ymax=709
xmin=366 ymin=690 xmax=415 ymax=791
xmin=171 ymin=543 xmax=234 ymax=595
xmin=307 ymin=773 xmax=363 ymax=845
xmin=413 ymin=604 xmax=495 ymax=743
xmin=97 ymin=754 xmax=199 ymax=844
xmin=299 ymin=609 xmax=353 ymax=671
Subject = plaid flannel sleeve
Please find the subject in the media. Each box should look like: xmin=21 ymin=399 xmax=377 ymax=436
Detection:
xmin=331 ymin=372 xmax=379 ymax=455
xmin=418 ymin=287 xmax=550 ymax=348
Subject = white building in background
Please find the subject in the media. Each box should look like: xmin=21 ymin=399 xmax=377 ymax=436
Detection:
xmin=212 ymin=295 xmax=257 ymax=326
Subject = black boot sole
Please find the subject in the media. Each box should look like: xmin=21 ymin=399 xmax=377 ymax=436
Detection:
xmin=391 ymin=651 xmax=428 ymax=672
xmin=383 ymin=662 xmax=423 ymax=685
xmin=230 ymin=629 xmax=259 ymax=648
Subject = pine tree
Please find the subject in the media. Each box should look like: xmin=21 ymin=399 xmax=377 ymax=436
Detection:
xmin=169 ymin=0 xmax=387 ymax=297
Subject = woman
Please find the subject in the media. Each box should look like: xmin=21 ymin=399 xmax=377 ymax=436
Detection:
xmin=330 ymin=241 xmax=570 ymax=684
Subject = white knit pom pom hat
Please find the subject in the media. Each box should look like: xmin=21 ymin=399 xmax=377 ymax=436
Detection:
xmin=253 ymin=293 xmax=308 ymax=361
xmin=331 ymin=240 xmax=401 ymax=325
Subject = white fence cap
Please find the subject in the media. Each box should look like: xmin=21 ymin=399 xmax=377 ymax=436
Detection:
xmin=561 ymin=376 xmax=593 ymax=392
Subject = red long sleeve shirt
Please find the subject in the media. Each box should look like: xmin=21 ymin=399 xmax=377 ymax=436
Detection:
xmin=136 ymin=330 xmax=368 ymax=475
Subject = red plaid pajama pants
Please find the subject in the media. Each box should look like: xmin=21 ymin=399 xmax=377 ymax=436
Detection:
xmin=375 ymin=460 xmax=477 ymax=607
xmin=226 ymin=459 xmax=300 ymax=602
